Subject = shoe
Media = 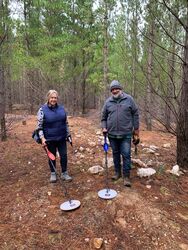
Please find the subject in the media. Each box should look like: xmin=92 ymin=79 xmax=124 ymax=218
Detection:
xmin=61 ymin=171 xmax=72 ymax=181
xmin=50 ymin=172 xmax=57 ymax=183
xmin=124 ymin=177 xmax=131 ymax=187
xmin=111 ymin=173 xmax=121 ymax=181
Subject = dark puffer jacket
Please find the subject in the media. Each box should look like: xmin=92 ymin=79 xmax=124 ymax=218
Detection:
xmin=36 ymin=104 xmax=69 ymax=141
xmin=101 ymin=92 xmax=139 ymax=136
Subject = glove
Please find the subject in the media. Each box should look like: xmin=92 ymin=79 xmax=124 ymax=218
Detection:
xmin=132 ymin=134 xmax=140 ymax=145
xmin=67 ymin=134 xmax=73 ymax=146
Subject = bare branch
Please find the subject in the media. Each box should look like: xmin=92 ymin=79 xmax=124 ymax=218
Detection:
xmin=138 ymin=26 xmax=185 ymax=63
xmin=161 ymin=0 xmax=187 ymax=31
xmin=136 ymin=57 xmax=180 ymax=122
xmin=155 ymin=15 xmax=184 ymax=47
xmin=0 ymin=33 xmax=7 ymax=47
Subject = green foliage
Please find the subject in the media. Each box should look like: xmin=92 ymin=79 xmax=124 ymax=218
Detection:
xmin=1 ymin=0 xmax=187 ymax=116
xmin=156 ymin=165 xmax=166 ymax=175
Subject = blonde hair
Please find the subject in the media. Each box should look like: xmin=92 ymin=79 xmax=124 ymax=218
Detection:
xmin=46 ymin=90 xmax=58 ymax=102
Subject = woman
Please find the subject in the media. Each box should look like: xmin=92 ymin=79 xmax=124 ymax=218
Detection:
xmin=37 ymin=90 xmax=72 ymax=183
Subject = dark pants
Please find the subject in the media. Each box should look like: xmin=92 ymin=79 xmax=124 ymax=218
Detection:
xmin=47 ymin=140 xmax=67 ymax=173
xmin=109 ymin=137 xmax=131 ymax=177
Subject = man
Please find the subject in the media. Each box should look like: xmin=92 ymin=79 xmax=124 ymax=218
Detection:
xmin=101 ymin=80 xmax=139 ymax=187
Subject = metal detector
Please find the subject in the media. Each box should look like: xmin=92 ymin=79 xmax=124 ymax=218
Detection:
xmin=98 ymin=133 xmax=117 ymax=200
xmin=44 ymin=146 xmax=81 ymax=211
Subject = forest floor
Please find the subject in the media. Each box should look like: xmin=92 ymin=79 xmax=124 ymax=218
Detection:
xmin=0 ymin=113 xmax=188 ymax=250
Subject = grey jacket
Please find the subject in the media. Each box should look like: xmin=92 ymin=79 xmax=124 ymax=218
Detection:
xmin=101 ymin=92 xmax=139 ymax=136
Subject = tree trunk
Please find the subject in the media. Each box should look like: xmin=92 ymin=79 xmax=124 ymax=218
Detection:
xmin=5 ymin=66 xmax=12 ymax=112
xmin=131 ymin=3 xmax=139 ymax=100
xmin=72 ymin=58 xmax=78 ymax=116
xmin=177 ymin=8 xmax=188 ymax=169
xmin=0 ymin=65 xmax=6 ymax=141
xmin=27 ymin=70 xmax=35 ymax=114
xmin=164 ymin=20 xmax=177 ymax=129
xmin=145 ymin=11 xmax=154 ymax=131
xmin=0 ymin=0 xmax=7 ymax=141
xmin=103 ymin=0 xmax=109 ymax=99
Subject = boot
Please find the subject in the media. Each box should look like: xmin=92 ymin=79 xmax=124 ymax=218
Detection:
xmin=61 ymin=171 xmax=72 ymax=181
xmin=111 ymin=172 xmax=122 ymax=181
xmin=50 ymin=172 xmax=57 ymax=183
xmin=124 ymin=177 xmax=131 ymax=187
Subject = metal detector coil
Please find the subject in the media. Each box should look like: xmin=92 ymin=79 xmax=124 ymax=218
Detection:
xmin=98 ymin=133 xmax=117 ymax=200
xmin=98 ymin=189 xmax=117 ymax=199
xmin=60 ymin=200 xmax=81 ymax=211
xmin=44 ymin=146 xmax=81 ymax=211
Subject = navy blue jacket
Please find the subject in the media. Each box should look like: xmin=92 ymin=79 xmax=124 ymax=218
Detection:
xmin=41 ymin=104 xmax=68 ymax=141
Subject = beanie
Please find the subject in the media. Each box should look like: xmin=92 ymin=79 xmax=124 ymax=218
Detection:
xmin=110 ymin=80 xmax=122 ymax=91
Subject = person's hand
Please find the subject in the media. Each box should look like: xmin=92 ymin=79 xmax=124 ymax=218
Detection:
xmin=133 ymin=129 xmax=139 ymax=137
xmin=41 ymin=137 xmax=47 ymax=147
xmin=132 ymin=134 xmax=140 ymax=145
xmin=102 ymin=128 xmax=108 ymax=136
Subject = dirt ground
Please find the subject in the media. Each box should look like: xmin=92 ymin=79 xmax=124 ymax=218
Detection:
xmin=0 ymin=114 xmax=188 ymax=250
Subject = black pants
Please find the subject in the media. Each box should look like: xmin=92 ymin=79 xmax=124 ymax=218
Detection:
xmin=47 ymin=140 xmax=67 ymax=173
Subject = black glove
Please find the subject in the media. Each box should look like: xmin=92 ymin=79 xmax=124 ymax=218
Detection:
xmin=132 ymin=135 xmax=140 ymax=145
xmin=67 ymin=134 xmax=73 ymax=146
xmin=103 ymin=131 xmax=108 ymax=137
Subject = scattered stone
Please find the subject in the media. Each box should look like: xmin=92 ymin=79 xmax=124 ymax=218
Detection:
xmin=179 ymin=243 xmax=188 ymax=250
xmin=163 ymin=143 xmax=171 ymax=148
xmin=168 ymin=164 xmax=183 ymax=176
xmin=98 ymin=136 xmax=103 ymax=141
xmin=132 ymin=158 xmax=147 ymax=168
xmin=79 ymin=146 xmax=84 ymax=152
xmin=93 ymin=238 xmax=103 ymax=249
xmin=88 ymin=141 xmax=96 ymax=147
xmin=88 ymin=165 xmax=104 ymax=174
xmin=149 ymin=145 xmax=159 ymax=150
xmin=96 ymin=130 xmax=101 ymax=135
xmin=154 ymin=153 xmax=160 ymax=156
xmin=143 ymin=148 xmax=156 ymax=154
xmin=177 ymin=213 xmax=188 ymax=221
xmin=137 ymin=168 xmax=156 ymax=177
xmin=102 ymin=157 xmax=113 ymax=168
xmin=146 ymin=185 xmax=151 ymax=189
xmin=147 ymin=160 xmax=153 ymax=167
xmin=75 ymin=152 xmax=85 ymax=159
xmin=86 ymin=148 xmax=91 ymax=153
xmin=115 ymin=218 xmax=127 ymax=228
